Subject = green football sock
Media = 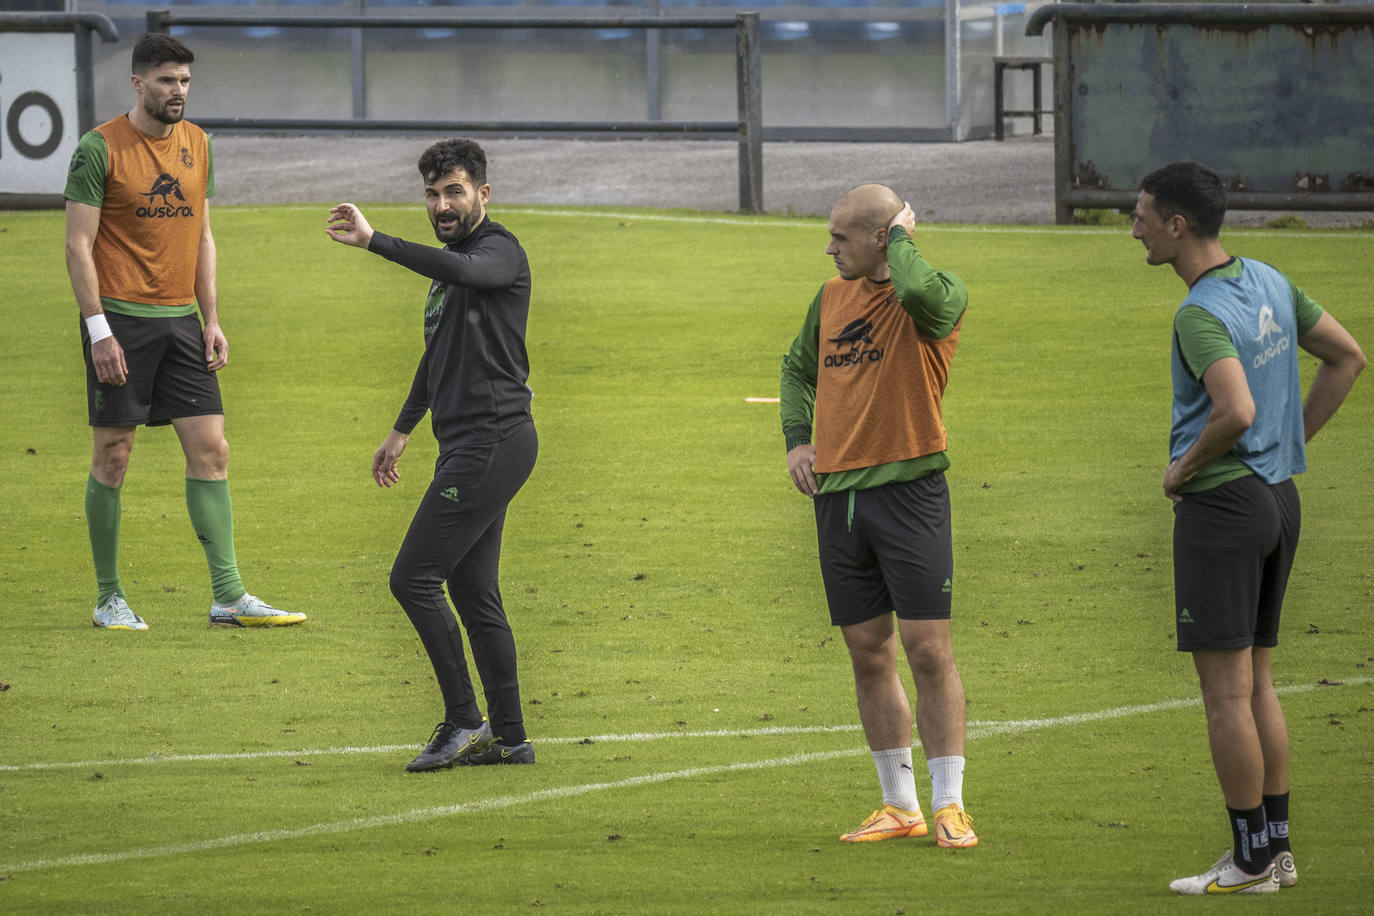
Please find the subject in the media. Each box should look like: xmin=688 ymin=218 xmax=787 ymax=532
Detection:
xmin=85 ymin=474 xmax=124 ymax=604
xmin=186 ymin=477 xmax=245 ymax=606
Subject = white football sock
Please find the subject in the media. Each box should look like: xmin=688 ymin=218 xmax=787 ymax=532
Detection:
xmin=928 ymin=755 xmax=966 ymax=811
xmin=873 ymin=747 xmax=920 ymax=813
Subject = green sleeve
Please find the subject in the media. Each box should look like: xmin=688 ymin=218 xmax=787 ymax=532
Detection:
xmin=206 ymin=133 xmax=216 ymax=199
xmin=1174 ymin=306 xmax=1236 ymax=379
xmin=63 ymin=131 xmax=108 ymax=208
xmin=779 ymin=287 xmax=823 ymax=450
xmin=1290 ymin=281 xmax=1323 ymax=335
xmin=886 ymin=225 xmax=967 ymax=340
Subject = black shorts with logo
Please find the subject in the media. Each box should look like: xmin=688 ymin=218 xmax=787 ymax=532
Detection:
xmin=814 ymin=472 xmax=953 ymax=627
xmin=82 ymin=310 xmax=223 ymax=427
xmin=1173 ymin=474 xmax=1301 ymax=652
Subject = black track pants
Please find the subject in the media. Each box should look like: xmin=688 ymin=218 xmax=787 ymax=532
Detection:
xmin=390 ymin=421 xmax=537 ymax=740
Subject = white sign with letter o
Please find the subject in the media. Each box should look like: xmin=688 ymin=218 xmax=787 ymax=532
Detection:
xmin=0 ymin=32 xmax=80 ymax=195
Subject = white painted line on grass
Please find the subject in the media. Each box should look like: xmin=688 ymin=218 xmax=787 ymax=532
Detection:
xmin=4 ymin=677 xmax=1366 ymax=775
xmin=3 ymin=677 xmax=1366 ymax=875
xmin=0 ymin=743 xmax=419 ymax=772
xmin=745 ymin=397 xmax=780 ymax=403
xmin=0 ymin=748 xmax=859 ymax=876
xmin=0 ymin=724 xmax=866 ymax=774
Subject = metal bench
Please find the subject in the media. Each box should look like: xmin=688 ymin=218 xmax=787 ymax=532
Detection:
xmin=993 ymin=55 xmax=1052 ymax=140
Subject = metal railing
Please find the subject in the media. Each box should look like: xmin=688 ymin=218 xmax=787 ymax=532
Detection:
xmin=145 ymin=9 xmax=764 ymax=212
xmin=0 ymin=12 xmax=120 ymax=136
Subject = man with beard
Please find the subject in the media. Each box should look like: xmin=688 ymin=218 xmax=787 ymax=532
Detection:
xmin=326 ymin=139 xmax=538 ymax=771
xmin=64 ymin=33 xmax=306 ymax=631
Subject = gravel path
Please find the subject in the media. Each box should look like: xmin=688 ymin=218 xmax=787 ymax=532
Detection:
xmin=212 ymin=133 xmax=1368 ymax=227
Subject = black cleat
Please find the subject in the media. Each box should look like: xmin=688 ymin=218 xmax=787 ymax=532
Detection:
xmin=405 ymin=719 xmax=493 ymax=772
xmin=460 ymin=740 xmax=535 ymax=766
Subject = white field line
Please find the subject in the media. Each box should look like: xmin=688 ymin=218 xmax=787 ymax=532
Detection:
xmin=1 ymin=748 xmax=858 ymax=876
xmin=5 ymin=677 xmax=1367 ymax=775
xmin=0 ymin=724 xmax=863 ymax=774
xmin=2 ymin=677 xmax=1367 ymax=875
xmin=255 ymin=202 xmax=1373 ymax=239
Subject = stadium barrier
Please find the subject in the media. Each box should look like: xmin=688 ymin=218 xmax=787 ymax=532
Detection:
xmin=1027 ymin=3 xmax=1374 ymax=224
xmin=144 ymin=8 xmax=764 ymax=213
xmin=0 ymin=12 xmax=119 ymax=207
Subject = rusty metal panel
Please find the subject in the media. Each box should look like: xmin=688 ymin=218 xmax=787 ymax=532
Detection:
xmin=1072 ymin=21 xmax=1374 ymax=193
xmin=1028 ymin=4 xmax=1374 ymax=221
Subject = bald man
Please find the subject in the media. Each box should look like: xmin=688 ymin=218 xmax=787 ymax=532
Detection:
xmin=780 ymin=185 xmax=976 ymax=848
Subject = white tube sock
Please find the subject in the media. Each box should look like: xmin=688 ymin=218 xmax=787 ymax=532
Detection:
xmin=928 ymin=755 xmax=966 ymax=811
xmin=873 ymin=747 xmax=920 ymax=813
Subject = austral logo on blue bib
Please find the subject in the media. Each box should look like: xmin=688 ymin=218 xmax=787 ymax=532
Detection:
xmin=1251 ymin=303 xmax=1290 ymax=370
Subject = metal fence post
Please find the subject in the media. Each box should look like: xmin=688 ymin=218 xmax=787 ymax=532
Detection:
xmin=1052 ymin=13 xmax=1072 ymax=224
xmin=645 ymin=0 xmax=661 ymax=122
xmin=74 ymin=19 xmax=96 ymax=132
xmin=351 ymin=28 xmax=366 ymax=119
xmin=736 ymin=11 xmax=762 ymax=213
xmin=944 ymin=0 xmax=960 ymax=141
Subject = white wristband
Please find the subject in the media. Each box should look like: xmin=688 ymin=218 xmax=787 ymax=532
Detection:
xmin=85 ymin=313 xmax=113 ymax=344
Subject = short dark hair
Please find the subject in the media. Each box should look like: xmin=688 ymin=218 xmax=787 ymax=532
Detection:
xmin=418 ymin=138 xmax=488 ymax=187
xmin=1139 ymin=161 xmax=1227 ymax=239
xmin=132 ymin=33 xmax=194 ymax=75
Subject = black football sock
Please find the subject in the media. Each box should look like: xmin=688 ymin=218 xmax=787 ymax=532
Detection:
xmin=1263 ymin=793 xmax=1291 ymax=855
xmin=1227 ymin=803 xmax=1272 ymax=874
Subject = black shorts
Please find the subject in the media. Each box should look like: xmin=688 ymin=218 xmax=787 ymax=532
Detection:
xmin=1173 ymin=475 xmax=1301 ymax=652
xmin=814 ymin=472 xmax=953 ymax=627
xmin=82 ymin=311 xmax=223 ymax=427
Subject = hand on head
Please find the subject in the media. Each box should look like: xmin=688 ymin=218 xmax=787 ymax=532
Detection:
xmin=888 ymin=201 xmax=916 ymax=242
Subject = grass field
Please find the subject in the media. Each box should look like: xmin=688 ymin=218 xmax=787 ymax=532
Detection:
xmin=1 ymin=203 xmax=1370 ymax=914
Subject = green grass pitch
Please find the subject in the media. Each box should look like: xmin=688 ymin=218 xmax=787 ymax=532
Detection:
xmin=0 ymin=203 xmax=1370 ymax=913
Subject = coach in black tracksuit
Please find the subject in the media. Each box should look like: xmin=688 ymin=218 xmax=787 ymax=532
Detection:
xmin=326 ymin=138 xmax=538 ymax=772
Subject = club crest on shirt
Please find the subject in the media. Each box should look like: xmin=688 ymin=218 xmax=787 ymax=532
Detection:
xmin=181 ymin=146 xmax=194 ymax=169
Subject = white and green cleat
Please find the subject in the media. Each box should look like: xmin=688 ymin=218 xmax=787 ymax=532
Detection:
xmin=210 ymin=593 xmax=306 ymax=627
xmin=93 ymin=594 xmax=147 ymax=630
xmin=1274 ymin=850 xmax=1298 ymax=888
xmin=1170 ymin=851 xmax=1278 ymax=895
